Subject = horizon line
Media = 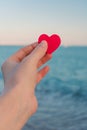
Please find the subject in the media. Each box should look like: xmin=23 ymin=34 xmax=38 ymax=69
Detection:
xmin=0 ymin=44 xmax=87 ymax=47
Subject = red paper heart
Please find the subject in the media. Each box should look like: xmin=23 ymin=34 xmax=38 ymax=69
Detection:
xmin=38 ymin=34 xmax=61 ymax=54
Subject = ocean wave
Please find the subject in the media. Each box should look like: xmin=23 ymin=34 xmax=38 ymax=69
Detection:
xmin=37 ymin=77 xmax=87 ymax=100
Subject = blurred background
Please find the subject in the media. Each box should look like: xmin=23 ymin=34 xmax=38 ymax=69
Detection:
xmin=0 ymin=0 xmax=87 ymax=130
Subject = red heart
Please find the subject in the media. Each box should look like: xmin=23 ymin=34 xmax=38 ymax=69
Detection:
xmin=38 ymin=34 xmax=61 ymax=54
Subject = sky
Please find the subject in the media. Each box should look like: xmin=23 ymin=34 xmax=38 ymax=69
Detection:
xmin=0 ymin=0 xmax=87 ymax=46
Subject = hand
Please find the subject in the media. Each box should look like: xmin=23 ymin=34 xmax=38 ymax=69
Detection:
xmin=1 ymin=41 xmax=52 ymax=129
xmin=2 ymin=41 xmax=52 ymax=90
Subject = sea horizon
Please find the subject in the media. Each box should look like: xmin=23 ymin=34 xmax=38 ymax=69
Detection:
xmin=0 ymin=44 xmax=87 ymax=47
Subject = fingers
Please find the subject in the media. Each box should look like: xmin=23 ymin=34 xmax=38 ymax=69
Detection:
xmin=9 ymin=42 xmax=38 ymax=62
xmin=28 ymin=41 xmax=48 ymax=65
xmin=38 ymin=54 xmax=52 ymax=68
xmin=37 ymin=66 xmax=50 ymax=83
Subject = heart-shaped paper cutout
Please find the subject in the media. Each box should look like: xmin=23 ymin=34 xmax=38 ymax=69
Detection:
xmin=38 ymin=34 xmax=61 ymax=54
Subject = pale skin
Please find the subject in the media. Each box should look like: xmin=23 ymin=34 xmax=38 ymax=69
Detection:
xmin=0 ymin=41 xmax=52 ymax=130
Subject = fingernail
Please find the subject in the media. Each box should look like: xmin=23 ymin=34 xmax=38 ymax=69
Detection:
xmin=40 ymin=41 xmax=48 ymax=48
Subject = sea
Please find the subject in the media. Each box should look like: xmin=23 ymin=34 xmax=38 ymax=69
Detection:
xmin=0 ymin=46 xmax=87 ymax=130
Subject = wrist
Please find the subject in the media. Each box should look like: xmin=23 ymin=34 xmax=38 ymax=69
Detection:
xmin=0 ymin=83 xmax=33 ymax=130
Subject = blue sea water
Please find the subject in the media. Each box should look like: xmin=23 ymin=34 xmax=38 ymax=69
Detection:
xmin=0 ymin=46 xmax=87 ymax=130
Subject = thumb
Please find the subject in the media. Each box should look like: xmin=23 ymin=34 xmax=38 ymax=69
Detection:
xmin=29 ymin=41 xmax=48 ymax=64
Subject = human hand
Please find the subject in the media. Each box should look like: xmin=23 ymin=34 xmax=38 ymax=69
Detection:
xmin=1 ymin=41 xmax=52 ymax=117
